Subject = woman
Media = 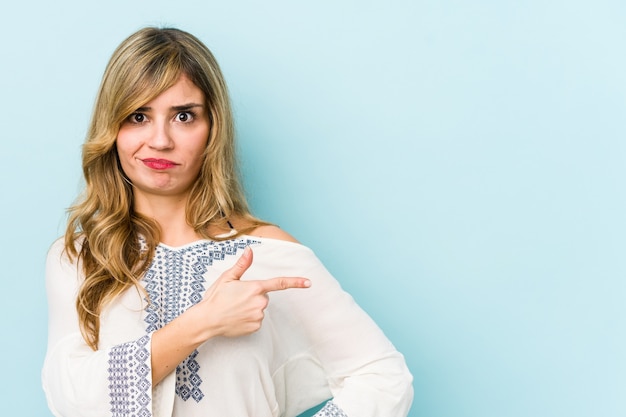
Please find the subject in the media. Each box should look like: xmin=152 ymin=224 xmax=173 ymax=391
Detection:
xmin=42 ymin=27 xmax=413 ymax=417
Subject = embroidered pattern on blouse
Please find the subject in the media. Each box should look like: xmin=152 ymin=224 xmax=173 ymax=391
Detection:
xmin=142 ymin=239 xmax=259 ymax=402
xmin=108 ymin=335 xmax=151 ymax=417
xmin=313 ymin=401 xmax=349 ymax=417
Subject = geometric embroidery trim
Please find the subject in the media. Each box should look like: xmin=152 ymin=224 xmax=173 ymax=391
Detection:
xmin=313 ymin=401 xmax=349 ymax=417
xmin=142 ymin=238 xmax=259 ymax=402
xmin=108 ymin=335 xmax=152 ymax=417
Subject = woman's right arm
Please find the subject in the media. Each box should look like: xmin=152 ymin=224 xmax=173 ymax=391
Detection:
xmin=43 ymin=238 xmax=134 ymax=417
xmin=150 ymin=246 xmax=311 ymax=385
xmin=43 ymin=239 xmax=309 ymax=416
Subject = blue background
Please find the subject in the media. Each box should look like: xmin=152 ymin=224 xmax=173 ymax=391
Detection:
xmin=1 ymin=1 xmax=624 ymax=416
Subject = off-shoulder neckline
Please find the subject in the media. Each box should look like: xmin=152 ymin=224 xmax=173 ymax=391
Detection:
xmin=157 ymin=234 xmax=307 ymax=252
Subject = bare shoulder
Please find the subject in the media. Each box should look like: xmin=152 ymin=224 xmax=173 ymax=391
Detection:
xmin=228 ymin=215 xmax=300 ymax=243
xmin=248 ymin=225 xmax=300 ymax=243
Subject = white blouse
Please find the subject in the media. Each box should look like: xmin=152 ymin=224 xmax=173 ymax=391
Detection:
xmin=42 ymin=236 xmax=413 ymax=417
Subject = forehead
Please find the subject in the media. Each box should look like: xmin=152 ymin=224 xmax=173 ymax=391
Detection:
xmin=142 ymin=75 xmax=205 ymax=107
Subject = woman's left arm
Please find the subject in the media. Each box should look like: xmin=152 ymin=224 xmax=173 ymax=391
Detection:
xmin=253 ymin=235 xmax=414 ymax=417
xmin=303 ymin=257 xmax=414 ymax=417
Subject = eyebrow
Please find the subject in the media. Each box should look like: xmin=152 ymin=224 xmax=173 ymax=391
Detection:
xmin=135 ymin=103 xmax=205 ymax=112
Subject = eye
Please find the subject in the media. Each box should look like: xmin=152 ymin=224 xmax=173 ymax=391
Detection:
xmin=175 ymin=111 xmax=195 ymax=123
xmin=127 ymin=112 xmax=146 ymax=124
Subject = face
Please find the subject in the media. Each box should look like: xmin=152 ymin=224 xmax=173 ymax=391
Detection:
xmin=116 ymin=75 xmax=210 ymax=203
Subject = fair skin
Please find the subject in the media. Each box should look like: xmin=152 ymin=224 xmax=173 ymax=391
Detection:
xmin=116 ymin=75 xmax=309 ymax=386
xmin=116 ymin=74 xmax=210 ymax=246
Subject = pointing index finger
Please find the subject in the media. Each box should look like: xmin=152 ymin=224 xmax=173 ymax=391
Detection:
xmin=259 ymin=277 xmax=311 ymax=293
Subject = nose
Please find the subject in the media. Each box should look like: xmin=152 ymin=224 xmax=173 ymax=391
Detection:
xmin=147 ymin=120 xmax=174 ymax=150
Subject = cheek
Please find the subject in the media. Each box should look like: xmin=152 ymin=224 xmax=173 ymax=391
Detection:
xmin=189 ymin=129 xmax=210 ymax=164
xmin=115 ymin=130 xmax=138 ymax=159
xmin=188 ymin=144 xmax=208 ymax=174
xmin=115 ymin=130 xmax=127 ymax=153
xmin=114 ymin=132 xmax=137 ymax=173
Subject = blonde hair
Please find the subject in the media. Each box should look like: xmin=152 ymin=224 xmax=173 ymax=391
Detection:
xmin=65 ymin=27 xmax=267 ymax=350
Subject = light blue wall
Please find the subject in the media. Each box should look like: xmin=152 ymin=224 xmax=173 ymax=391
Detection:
xmin=1 ymin=1 xmax=624 ymax=416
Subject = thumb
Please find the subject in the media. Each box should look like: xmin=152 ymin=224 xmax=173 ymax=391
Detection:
xmin=224 ymin=246 xmax=253 ymax=282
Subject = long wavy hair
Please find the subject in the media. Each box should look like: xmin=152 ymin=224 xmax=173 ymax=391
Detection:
xmin=65 ymin=27 xmax=267 ymax=350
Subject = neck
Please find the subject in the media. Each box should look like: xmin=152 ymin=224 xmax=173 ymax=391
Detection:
xmin=134 ymin=192 xmax=201 ymax=247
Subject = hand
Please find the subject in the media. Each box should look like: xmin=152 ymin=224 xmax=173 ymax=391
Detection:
xmin=150 ymin=246 xmax=311 ymax=386
xmin=198 ymin=246 xmax=311 ymax=338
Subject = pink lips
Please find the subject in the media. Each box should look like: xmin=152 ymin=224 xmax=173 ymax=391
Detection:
xmin=141 ymin=158 xmax=177 ymax=170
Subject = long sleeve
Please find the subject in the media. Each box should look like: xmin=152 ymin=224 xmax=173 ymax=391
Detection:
xmin=41 ymin=238 xmax=170 ymax=417
xmin=42 ymin=236 xmax=413 ymax=417
xmin=249 ymin=239 xmax=414 ymax=417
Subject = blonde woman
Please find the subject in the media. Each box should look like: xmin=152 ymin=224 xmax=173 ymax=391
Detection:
xmin=42 ymin=27 xmax=413 ymax=417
